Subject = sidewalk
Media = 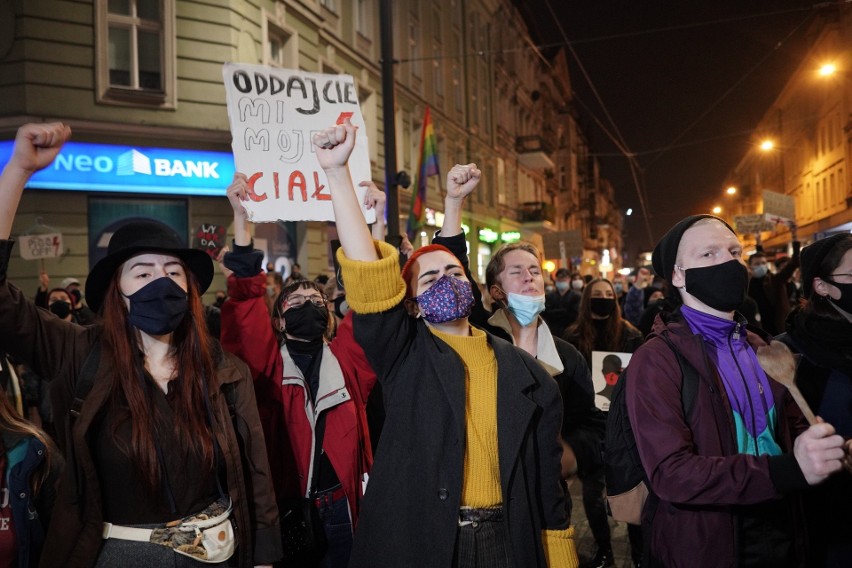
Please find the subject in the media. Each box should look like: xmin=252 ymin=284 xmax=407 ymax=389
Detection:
xmin=568 ymin=479 xmax=636 ymax=568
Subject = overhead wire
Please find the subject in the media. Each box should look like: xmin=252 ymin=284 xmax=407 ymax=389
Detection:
xmin=542 ymin=0 xmax=656 ymax=247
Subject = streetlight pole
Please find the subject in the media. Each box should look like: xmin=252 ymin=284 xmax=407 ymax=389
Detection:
xmin=380 ymin=0 xmax=401 ymax=247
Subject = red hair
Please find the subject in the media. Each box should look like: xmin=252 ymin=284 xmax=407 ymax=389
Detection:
xmin=400 ymin=244 xmax=454 ymax=298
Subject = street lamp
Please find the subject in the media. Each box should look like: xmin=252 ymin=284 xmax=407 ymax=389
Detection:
xmin=818 ymin=62 xmax=837 ymax=77
xmin=759 ymin=139 xmax=775 ymax=152
xmin=712 ymin=206 xmax=722 ymax=215
xmin=726 ymin=186 xmax=737 ymax=195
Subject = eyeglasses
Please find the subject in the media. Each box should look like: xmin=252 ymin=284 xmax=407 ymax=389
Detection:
xmin=827 ymin=272 xmax=852 ymax=279
xmin=284 ymin=294 xmax=327 ymax=308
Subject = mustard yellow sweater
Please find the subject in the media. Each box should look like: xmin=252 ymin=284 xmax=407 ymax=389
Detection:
xmin=338 ymin=240 xmax=578 ymax=567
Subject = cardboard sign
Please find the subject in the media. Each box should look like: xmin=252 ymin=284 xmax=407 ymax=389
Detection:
xmin=222 ymin=63 xmax=375 ymax=224
xmin=733 ymin=214 xmax=773 ymax=235
xmin=762 ymin=190 xmax=795 ymax=223
xmin=541 ymin=230 xmax=583 ymax=259
xmin=19 ymin=232 xmax=63 ymax=260
xmin=193 ymin=223 xmax=226 ymax=259
xmin=591 ymin=351 xmax=633 ymax=411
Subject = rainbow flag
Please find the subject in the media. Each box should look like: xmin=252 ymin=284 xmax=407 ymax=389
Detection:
xmin=406 ymin=106 xmax=440 ymax=240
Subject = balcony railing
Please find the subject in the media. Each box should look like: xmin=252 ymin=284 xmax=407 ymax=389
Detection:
xmin=516 ymin=135 xmax=555 ymax=170
xmin=518 ymin=201 xmax=556 ymax=224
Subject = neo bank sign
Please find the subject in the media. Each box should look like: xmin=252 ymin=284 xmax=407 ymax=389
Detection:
xmin=0 ymin=141 xmax=235 ymax=196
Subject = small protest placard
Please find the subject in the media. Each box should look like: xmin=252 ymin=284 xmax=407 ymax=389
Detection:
xmin=19 ymin=233 xmax=63 ymax=260
xmin=193 ymin=223 xmax=226 ymax=259
xmin=591 ymin=351 xmax=633 ymax=411
xmin=541 ymin=230 xmax=584 ymax=259
xmin=734 ymin=214 xmax=772 ymax=235
xmin=762 ymin=190 xmax=795 ymax=224
xmin=222 ymin=63 xmax=375 ymax=224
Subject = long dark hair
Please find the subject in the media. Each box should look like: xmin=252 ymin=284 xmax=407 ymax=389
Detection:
xmin=100 ymin=266 xmax=216 ymax=491
xmin=564 ymin=277 xmax=636 ymax=362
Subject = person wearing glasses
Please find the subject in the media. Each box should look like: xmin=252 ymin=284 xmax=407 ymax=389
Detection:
xmin=221 ymin=173 xmax=377 ymax=568
xmin=776 ymin=233 xmax=852 ymax=568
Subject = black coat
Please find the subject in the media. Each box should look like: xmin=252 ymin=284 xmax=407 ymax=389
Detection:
xmin=349 ymin=301 xmax=569 ymax=567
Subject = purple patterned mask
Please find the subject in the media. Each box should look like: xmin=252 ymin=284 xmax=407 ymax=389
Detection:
xmin=415 ymin=275 xmax=474 ymax=324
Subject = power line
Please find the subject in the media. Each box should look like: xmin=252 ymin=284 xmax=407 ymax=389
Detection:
xmin=393 ymin=4 xmax=825 ymax=65
xmin=542 ymin=0 xmax=656 ymax=247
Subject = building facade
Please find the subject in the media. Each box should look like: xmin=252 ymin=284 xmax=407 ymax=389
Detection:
xmin=726 ymin=8 xmax=852 ymax=256
xmin=0 ymin=0 xmax=623 ymax=300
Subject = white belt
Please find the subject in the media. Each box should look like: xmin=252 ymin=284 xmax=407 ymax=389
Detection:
xmin=102 ymin=522 xmax=154 ymax=542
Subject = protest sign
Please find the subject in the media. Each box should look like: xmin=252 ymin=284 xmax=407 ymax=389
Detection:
xmin=19 ymin=232 xmax=63 ymax=260
xmin=733 ymin=214 xmax=774 ymax=235
xmin=762 ymin=190 xmax=795 ymax=225
xmin=591 ymin=351 xmax=633 ymax=411
xmin=222 ymin=63 xmax=375 ymax=224
xmin=193 ymin=223 xmax=226 ymax=259
xmin=541 ymin=230 xmax=583 ymax=260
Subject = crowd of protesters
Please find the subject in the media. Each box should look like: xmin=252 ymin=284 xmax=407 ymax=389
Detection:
xmin=0 ymin=120 xmax=850 ymax=568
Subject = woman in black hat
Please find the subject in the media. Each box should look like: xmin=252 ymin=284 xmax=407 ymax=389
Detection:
xmin=776 ymin=233 xmax=852 ymax=568
xmin=0 ymin=123 xmax=282 ymax=567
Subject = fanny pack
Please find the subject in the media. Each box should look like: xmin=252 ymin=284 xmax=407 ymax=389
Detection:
xmin=102 ymin=497 xmax=235 ymax=563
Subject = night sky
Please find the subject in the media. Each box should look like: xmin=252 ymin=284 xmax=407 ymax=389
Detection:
xmin=516 ymin=0 xmax=823 ymax=260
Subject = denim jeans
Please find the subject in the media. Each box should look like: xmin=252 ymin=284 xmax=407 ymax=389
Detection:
xmin=315 ymin=489 xmax=352 ymax=568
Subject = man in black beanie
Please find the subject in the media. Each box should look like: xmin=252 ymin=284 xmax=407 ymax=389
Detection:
xmin=619 ymin=214 xmax=846 ymax=567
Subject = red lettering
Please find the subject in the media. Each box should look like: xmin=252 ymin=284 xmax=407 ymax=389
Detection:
xmin=246 ymin=172 xmax=267 ymax=202
xmin=336 ymin=112 xmax=354 ymax=125
xmin=312 ymin=171 xmax=330 ymax=201
xmin=273 ymin=172 xmax=280 ymax=199
xmin=288 ymin=171 xmax=308 ymax=202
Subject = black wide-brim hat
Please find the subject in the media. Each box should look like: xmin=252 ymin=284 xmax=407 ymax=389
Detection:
xmin=85 ymin=219 xmax=214 ymax=312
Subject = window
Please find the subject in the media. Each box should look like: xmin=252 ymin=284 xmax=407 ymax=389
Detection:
xmin=355 ymin=0 xmax=372 ymax=38
xmin=266 ymin=19 xmax=298 ymax=68
xmin=320 ymin=0 xmax=337 ymax=13
xmin=97 ymin=0 xmax=175 ymax=106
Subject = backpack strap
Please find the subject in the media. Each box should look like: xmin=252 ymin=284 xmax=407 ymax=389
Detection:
xmin=659 ymin=333 xmax=699 ymax=419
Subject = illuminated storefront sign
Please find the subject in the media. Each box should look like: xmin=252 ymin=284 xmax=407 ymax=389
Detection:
xmin=0 ymin=140 xmax=235 ymax=196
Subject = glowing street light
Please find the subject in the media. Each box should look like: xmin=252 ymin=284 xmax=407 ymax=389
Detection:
xmin=819 ymin=63 xmax=837 ymax=77
xmin=712 ymin=206 xmax=722 ymax=214
xmin=625 ymin=208 xmax=633 ymax=216
xmin=726 ymin=186 xmax=737 ymax=195
xmin=759 ymin=139 xmax=775 ymax=152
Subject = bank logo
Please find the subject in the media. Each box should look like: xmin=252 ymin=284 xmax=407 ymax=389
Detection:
xmin=116 ymin=149 xmax=152 ymax=176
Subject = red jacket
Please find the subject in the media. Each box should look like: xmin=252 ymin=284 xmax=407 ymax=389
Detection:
xmin=221 ymin=272 xmax=375 ymax=523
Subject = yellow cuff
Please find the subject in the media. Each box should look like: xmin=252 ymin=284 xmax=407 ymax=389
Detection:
xmin=541 ymin=526 xmax=579 ymax=568
xmin=336 ymin=240 xmax=406 ymax=314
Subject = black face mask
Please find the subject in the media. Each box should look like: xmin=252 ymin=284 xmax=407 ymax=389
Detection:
xmin=590 ymin=297 xmax=616 ymax=318
xmin=124 ymin=277 xmax=188 ymax=335
xmin=69 ymin=288 xmax=82 ymax=305
xmin=333 ymin=295 xmax=349 ymax=320
xmin=283 ymin=302 xmax=329 ymax=340
xmin=214 ymin=296 xmax=226 ymax=308
xmin=49 ymin=301 xmax=72 ymax=319
xmin=823 ymin=279 xmax=852 ymax=314
xmin=682 ymin=259 xmax=748 ymax=312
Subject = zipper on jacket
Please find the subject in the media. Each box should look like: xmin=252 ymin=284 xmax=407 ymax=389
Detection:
xmin=728 ymin=330 xmax=758 ymax=456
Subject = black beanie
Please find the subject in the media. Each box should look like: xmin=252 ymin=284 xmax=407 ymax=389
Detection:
xmin=800 ymin=233 xmax=852 ymax=297
xmin=651 ymin=215 xmax=735 ymax=283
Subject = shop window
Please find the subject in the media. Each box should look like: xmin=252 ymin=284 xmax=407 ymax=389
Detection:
xmin=96 ymin=0 xmax=175 ymax=107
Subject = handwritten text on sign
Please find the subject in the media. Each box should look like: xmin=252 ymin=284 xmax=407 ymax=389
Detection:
xmin=19 ymin=233 xmax=63 ymax=260
xmin=223 ymin=63 xmax=375 ymax=224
